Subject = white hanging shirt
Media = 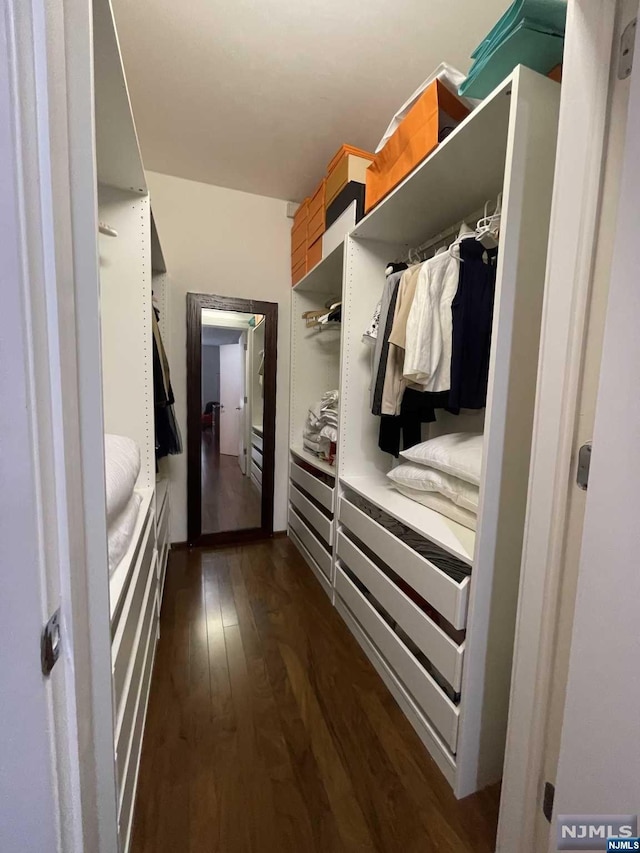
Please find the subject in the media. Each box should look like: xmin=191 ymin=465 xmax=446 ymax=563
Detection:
xmin=403 ymin=224 xmax=473 ymax=392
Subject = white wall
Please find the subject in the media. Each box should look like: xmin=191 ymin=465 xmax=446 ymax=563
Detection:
xmin=201 ymin=344 xmax=220 ymax=407
xmin=147 ymin=171 xmax=291 ymax=540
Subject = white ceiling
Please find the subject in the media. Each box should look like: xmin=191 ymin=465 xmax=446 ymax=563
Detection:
xmin=202 ymin=327 xmax=243 ymax=346
xmin=113 ymin=0 xmax=510 ymax=201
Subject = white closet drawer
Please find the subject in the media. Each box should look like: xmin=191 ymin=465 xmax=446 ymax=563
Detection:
xmin=289 ymin=460 xmax=334 ymax=514
xmin=288 ymin=508 xmax=332 ymax=579
xmin=338 ymin=497 xmax=469 ymax=630
xmin=252 ymin=431 xmax=263 ymax=452
xmin=157 ymin=499 xmax=169 ymax=555
xmin=115 ymin=557 xmax=158 ymax=794
xmin=251 ymin=445 xmax=263 ymax=469
xmin=289 ymin=483 xmax=334 ymax=545
xmin=158 ymin=542 xmax=169 ymax=604
xmin=117 ymin=592 xmax=157 ymax=853
xmin=251 ymin=460 xmax=262 ymax=486
xmin=335 ymin=565 xmax=459 ymax=752
xmin=336 ymin=532 xmax=464 ymax=692
xmin=112 ymin=522 xmax=156 ymax=715
xmin=156 ymin=479 xmax=169 ymax=523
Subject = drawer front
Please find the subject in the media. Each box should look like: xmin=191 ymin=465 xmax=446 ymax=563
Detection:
xmin=337 ymin=532 xmax=464 ymax=691
xmin=159 ymin=543 xmax=169 ymax=602
xmin=251 ymin=431 xmax=263 ymax=452
xmin=288 ymin=508 xmax=332 ymax=579
xmin=292 ymin=259 xmax=307 ymax=286
xmin=115 ymin=556 xmax=158 ymax=793
xmin=289 ymin=460 xmax=334 ymax=514
xmin=290 ymin=483 xmax=334 ymax=546
xmin=335 ymin=565 xmax=459 ymax=751
xmin=251 ymin=460 xmax=262 ymax=487
xmin=339 ymin=497 xmax=469 ymax=630
xmin=118 ymin=596 xmax=158 ymax=852
xmin=251 ymin=445 xmax=263 ymax=469
xmin=112 ymin=519 xmax=156 ymax=714
xmin=156 ymin=481 xmax=169 ymax=523
xmin=158 ymin=499 xmax=169 ymax=553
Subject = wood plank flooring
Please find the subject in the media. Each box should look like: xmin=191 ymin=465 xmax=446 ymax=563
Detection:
xmin=201 ymin=431 xmax=261 ymax=533
xmin=131 ymin=539 xmax=500 ymax=853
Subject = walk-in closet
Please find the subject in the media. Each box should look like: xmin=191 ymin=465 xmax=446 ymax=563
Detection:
xmin=7 ymin=0 xmax=638 ymax=851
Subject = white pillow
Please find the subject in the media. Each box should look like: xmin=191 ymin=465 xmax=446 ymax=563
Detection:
xmin=391 ymin=484 xmax=477 ymax=532
xmin=104 ymin=434 xmax=141 ymax=526
xmin=400 ymin=432 xmax=483 ymax=486
xmin=387 ymin=462 xmax=479 ymax=512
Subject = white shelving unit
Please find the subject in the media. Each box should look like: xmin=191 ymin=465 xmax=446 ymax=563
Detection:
xmin=93 ymin=0 xmax=171 ymax=848
xmin=287 ymin=65 xmax=561 ymax=798
xmin=288 ymin=242 xmax=343 ymax=596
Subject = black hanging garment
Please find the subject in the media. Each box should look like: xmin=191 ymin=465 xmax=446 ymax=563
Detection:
xmin=378 ymin=389 xmax=451 ymax=457
xmin=449 ymin=239 xmax=498 ymax=410
xmin=152 ymin=308 xmax=182 ymax=459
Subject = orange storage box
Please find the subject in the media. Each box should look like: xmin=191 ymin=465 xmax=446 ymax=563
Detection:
xmin=326 ymin=144 xmax=374 ymax=210
xmin=307 ymin=236 xmax=323 ymax=272
xmin=307 ymin=179 xmax=326 ymax=246
xmin=365 ymin=80 xmax=469 ymax=212
xmin=291 ymin=198 xmax=310 ymax=285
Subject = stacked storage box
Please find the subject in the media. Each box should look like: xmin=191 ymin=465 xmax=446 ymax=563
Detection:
xmin=291 ymin=198 xmax=309 ymax=285
xmin=291 ymin=145 xmax=373 ymax=285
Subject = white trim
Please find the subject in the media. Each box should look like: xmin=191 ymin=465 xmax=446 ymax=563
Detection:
xmin=497 ymin=1 xmax=617 ymax=849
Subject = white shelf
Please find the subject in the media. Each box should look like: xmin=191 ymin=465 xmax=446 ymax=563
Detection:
xmin=352 ymin=73 xmax=516 ymax=247
xmin=290 ymin=443 xmax=337 ymax=478
xmin=252 ymin=423 xmax=263 ymax=436
xmin=93 ymin=0 xmax=146 ymax=194
xmin=109 ymin=487 xmax=154 ymax=623
xmin=340 ymin=472 xmax=475 ymax=565
xmin=293 ymin=242 xmax=344 ymax=294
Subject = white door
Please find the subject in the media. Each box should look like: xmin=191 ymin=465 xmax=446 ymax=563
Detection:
xmin=219 ymin=342 xmax=243 ymax=458
xmin=239 ymin=331 xmax=248 ymax=474
xmin=552 ymin=20 xmax=640 ymax=824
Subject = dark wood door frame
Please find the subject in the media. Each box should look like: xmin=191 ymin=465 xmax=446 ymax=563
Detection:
xmin=187 ymin=292 xmax=278 ymax=547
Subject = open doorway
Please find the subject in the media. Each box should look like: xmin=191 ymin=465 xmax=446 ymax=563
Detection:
xmin=187 ymin=293 xmax=277 ymax=546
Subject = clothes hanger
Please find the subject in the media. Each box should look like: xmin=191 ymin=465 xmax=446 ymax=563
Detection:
xmin=475 ymin=194 xmax=501 ymax=248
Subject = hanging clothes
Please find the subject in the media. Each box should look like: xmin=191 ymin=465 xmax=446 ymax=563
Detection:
xmin=403 ymin=224 xmax=473 ymax=392
xmin=371 ymin=270 xmax=405 ymax=415
xmin=152 ymin=308 xmax=182 ymax=459
xmin=449 ymin=239 xmax=498 ymax=409
xmin=369 ymin=264 xmax=408 ymax=413
xmin=378 ymin=388 xmax=451 ymax=457
xmin=381 ymin=263 xmax=423 ymax=416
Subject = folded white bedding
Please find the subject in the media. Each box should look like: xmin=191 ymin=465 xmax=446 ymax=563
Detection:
xmin=387 ymin=461 xmax=479 ymax=512
xmin=391 ymin=484 xmax=477 ymax=531
xmin=400 ymin=432 xmax=483 ymax=486
xmin=104 ymin=434 xmax=141 ymax=526
xmin=108 ymin=491 xmax=142 ymax=576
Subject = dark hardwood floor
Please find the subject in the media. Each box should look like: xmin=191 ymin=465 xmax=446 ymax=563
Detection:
xmin=131 ymin=539 xmax=500 ymax=853
xmin=201 ymin=430 xmax=261 ymax=533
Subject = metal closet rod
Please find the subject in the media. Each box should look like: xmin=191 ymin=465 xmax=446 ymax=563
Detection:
xmin=402 ymin=202 xmax=493 ymax=262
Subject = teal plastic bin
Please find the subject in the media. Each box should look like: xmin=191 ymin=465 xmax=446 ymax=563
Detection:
xmin=460 ymin=0 xmax=567 ymax=99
